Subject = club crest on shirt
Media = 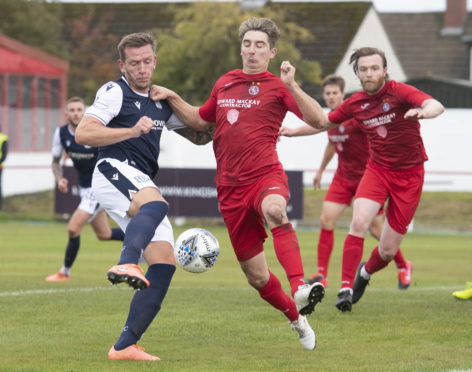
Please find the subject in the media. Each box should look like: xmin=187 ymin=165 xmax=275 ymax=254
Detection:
xmin=339 ymin=124 xmax=345 ymax=133
xmin=382 ymin=102 xmax=390 ymax=112
xmin=227 ymin=109 xmax=239 ymax=124
xmin=248 ymin=82 xmax=260 ymax=96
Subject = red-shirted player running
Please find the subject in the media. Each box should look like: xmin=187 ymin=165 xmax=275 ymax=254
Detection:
xmin=151 ymin=17 xmax=326 ymax=350
xmin=305 ymin=47 xmax=444 ymax=312
xmin=280 ymin=74 xmax=412 ymax=291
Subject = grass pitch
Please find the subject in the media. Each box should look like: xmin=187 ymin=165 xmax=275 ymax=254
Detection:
xmin=0 ymin=221 xmax=471 ymax=371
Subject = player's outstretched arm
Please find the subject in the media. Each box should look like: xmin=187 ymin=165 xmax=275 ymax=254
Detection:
xmin=280 ymin=61 xmax=327 ymax=130
xmin=404 ymin=99 xmax=445 ymax=120
xmin=150 ymin=85 xmax=211 ymax=131
xmin=174 ymin=125 xmax=215 ymax=146
xmin=75 ymin=115 xmax=149 ymax=146
xmin=279 ymin=123 xmax=325 ymax=137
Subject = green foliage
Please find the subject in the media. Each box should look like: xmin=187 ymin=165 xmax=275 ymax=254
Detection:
xmin=0 ymin=222 xmax=471 ymax=371
xmin=63 ymin=11 xmax=120 ymax=103
xmin=0 ymin=0 xmax=65 ymax=58
xmin=154 ymin=3 xmax=321 ymax=104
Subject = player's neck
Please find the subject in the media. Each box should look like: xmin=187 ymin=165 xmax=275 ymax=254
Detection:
xmin=242 ymin=66 xmax=268 ymax=75
xmin=68 ymin=123 xmax=77 ymax=133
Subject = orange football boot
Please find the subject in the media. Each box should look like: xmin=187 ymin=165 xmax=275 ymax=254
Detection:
xmin=108 ymin=345 xmax=160 ymax=361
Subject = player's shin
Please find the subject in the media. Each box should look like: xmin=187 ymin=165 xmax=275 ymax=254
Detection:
xmin=271 ymin=223 xmax=305 ymax=296
xmin=114 ymin=263 xmax=176 ymax=350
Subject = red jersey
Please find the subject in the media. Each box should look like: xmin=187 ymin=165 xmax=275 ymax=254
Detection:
xmin=199 ymin=69 xmax=303 ymax=186
xmin=328 ymin=80 xmax=432 ymax=170
xmin=328 ymin=119 xmax=369 ymax=182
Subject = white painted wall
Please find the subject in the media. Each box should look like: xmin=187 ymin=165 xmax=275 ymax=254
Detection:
xmin=336 ymin=7 xmax=407 ymax=93
xmin=3 ymin=109 xmax=471 ymax=196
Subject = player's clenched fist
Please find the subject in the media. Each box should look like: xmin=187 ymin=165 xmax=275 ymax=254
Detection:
xmin=280 ymin=60 xmax=296 ymax=86
xmin=132 ymin=116 xmax=154 ymax=137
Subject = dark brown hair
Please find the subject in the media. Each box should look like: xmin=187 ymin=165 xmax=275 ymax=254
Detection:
xmin=322 ymin=74 xmax=346 ymax=92
xmin=117 ymin=32 xmax=156 ymax=61
xmin=239 ymin=17 xmax=280 ymax=49
xmin=349 ymin=47 xmax=388 ymax=78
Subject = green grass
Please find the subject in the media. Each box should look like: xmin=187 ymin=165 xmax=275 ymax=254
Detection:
xmin=1 ymin=221 xmax=471 ymax=371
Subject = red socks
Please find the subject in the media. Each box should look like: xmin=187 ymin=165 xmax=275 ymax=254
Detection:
xmin=271 ymin=223 xmax=305 ymax=297
xmin=365 ymin=246 xmax=390 ymax=275
xmin=257 ymin=271 xmax=299 ymax=322
xmin=393 ymin=249 xmax=407 ymax=269
xmin=317 ymin=229 xmax=334 ymax=277
xmin=341 ymin=234 xmax=364 ymax=289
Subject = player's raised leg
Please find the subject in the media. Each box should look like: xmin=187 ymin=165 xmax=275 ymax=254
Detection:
xmin=262 ymin=193 xmax=325 ymax=316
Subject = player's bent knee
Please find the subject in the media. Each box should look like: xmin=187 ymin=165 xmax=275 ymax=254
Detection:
xmin=264 ymin=204 xmax=286 ymax=225
xmin=96 ymin=232 xmax=110 ymax=241
xmin=350 ymin=217 xmax=370 ymax=235
xmin=143 ymin=241 xmax=175 ymax=266
xmin=68 ymin=228 xmax=81 ymax=238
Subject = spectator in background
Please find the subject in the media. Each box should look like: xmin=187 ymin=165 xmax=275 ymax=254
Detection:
xmin=0 ymin=127 xmax=8 ymax=211
xmin=45 ymin=97 xmax=124 ymax=282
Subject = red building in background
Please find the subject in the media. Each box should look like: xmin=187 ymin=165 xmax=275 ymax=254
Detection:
xmin=0 ymin=34 xmax=69 ymax=152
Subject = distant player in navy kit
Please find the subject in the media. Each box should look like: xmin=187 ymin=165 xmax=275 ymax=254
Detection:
xmin=45 ymin=97 xmax=124 ymax=283
xmin=76 ymin=33 xmax=212 ymax=361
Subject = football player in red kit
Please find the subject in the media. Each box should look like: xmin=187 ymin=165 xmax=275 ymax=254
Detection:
xmin=151 ymin=17 xmax=326 ymax=350
xmin=304 ymin=47 xmax=444 ymax=312
xmin=280 ymin=74 xmax=412 ymax=291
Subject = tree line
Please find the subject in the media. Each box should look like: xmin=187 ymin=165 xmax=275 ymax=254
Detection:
xmin=0 ymin=0 xmax=321 ymax=104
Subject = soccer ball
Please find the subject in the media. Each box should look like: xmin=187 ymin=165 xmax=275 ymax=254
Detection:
xmin=174 ymin=228 xmax=220 ymax=273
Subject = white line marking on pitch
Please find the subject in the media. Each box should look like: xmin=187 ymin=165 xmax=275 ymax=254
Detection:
xmin=0 ymin=285 xmax=463 ymax=298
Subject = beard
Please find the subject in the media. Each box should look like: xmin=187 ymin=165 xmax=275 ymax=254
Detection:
xmin=361 ymin=77 xmax=384 ymax=95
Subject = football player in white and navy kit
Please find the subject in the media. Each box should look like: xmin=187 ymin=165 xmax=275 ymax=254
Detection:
xmin=45 ymin=97 xmax=124 ymax=283
xmin=76 ymin=33 xmax=212 ymax=361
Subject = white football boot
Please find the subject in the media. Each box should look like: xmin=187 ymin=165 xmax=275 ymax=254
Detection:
xmin=294 ymin=282 xmax=325 ymax=315
xmin=290 ymin=314 xmax=316 ymax=350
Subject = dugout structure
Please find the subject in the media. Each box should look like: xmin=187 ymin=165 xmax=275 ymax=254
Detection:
xmin=0 ymin=34 xmax=69 ymax=152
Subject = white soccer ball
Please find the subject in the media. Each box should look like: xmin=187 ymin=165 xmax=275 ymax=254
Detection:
xmin=174 ymin=228 xmax=220 ymax=273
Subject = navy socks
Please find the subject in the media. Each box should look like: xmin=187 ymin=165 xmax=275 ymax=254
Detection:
xmin=118 ymin=201 xmax=168 ymax=265
xmin=64 ymin=236 xmax=80 ymax=268
xmin=114 ymin=264 xmax=176 ymax=350
xmin=110 ymin=227 xmax=125 ymax=241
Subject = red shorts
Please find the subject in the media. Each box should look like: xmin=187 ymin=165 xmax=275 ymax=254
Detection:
xmin=325 ymin=173 xmax=358 ymax=205
xmin=355 ymin=160 xmax=424 ymax=234
xmin=217 ymin=166 xmax=290 ymax=262
xmin=325 ymin=173 xmax=384 ymax=215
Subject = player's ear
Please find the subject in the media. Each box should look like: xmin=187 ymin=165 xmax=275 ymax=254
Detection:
xmin=270 ymin=47 xmax=277 ymax=59
xmin=117 ymin=59 xmax=125 ymax=74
